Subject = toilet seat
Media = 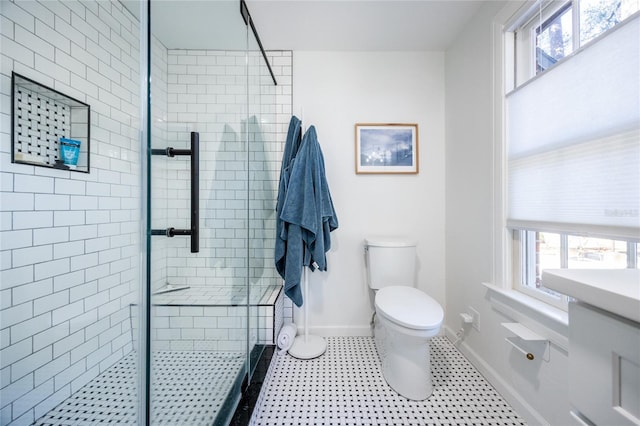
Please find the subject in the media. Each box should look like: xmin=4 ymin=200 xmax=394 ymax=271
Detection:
xmin=375 ymin=286 xmax=443 ymax=331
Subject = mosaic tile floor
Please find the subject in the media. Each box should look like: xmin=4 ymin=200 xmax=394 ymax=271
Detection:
xmin=250 ymin=336 xmax=528 ymax=426
xmin=33 ymin=350 xmax=244 ymax=426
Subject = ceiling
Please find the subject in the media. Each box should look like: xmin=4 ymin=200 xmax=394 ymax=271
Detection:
xmin=246 ymin=0 xmax=486 ymax=51
xmin=125 ymin=0 xmax=487 ymax=52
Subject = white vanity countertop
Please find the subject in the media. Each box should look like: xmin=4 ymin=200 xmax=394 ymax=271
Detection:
xmin=542 ymin=269 xmax=640 ymax=323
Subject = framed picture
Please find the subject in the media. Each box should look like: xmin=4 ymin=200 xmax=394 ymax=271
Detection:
xmin=355 ymin=123 xmax=418 ymax=174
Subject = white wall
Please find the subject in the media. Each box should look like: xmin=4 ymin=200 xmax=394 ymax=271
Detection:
xmin=444 ymin=2 xmax=571 ymax=425
xmin=292 ymin=51 xmax=446 ymax=335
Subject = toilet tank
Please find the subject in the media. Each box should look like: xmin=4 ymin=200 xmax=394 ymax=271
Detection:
xmin=365 ymin=237 xmax=417 ymax=290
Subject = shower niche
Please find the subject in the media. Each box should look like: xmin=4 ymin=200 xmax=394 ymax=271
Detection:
xmin=11 ymin=72 xmax=90 ymax=173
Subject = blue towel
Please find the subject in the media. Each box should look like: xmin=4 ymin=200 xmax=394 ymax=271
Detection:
xmin=275 ymin=116 xmax=302 ymax=283
xmin=280 ymin=125 xmax=339 ymax=306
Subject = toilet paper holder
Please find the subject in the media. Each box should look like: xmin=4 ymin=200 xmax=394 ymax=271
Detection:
xmin=502 ymin=322 xmax=550 ymax=362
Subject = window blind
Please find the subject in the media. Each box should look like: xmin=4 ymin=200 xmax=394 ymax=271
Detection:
xmin=506 ymin=15 xmax=640 ymax=241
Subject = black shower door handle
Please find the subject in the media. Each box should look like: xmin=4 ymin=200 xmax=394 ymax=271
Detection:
xmin=151 ymin=132 xmax=199 ymax=253
xmin=189 ymin=132 xmax=199 ymax=253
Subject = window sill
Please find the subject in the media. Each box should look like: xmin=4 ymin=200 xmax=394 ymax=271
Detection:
xmin=482 ymin=282 xmax=569 ymax=351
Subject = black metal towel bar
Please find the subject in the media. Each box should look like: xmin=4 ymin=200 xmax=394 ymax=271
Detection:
xmin=151 ymin=132 xmax=199 ymax=253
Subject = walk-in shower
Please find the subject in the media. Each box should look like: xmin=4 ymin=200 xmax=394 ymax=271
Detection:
xmin=0 ymin=1 xmax=288 ymax=424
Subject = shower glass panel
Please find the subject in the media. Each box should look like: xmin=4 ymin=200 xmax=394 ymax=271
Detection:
xmin=146 ymin=1 xmax=278 ymax=424
xmin=246 ymin=31 xmax=279 ymax=381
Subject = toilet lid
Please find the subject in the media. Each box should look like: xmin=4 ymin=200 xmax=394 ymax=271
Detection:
xmin=375 ymin=286 xmax=443 ymax=330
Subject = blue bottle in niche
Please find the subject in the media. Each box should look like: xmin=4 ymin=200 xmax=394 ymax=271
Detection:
xmin=59 ymin=138 xmax=80 ymax=168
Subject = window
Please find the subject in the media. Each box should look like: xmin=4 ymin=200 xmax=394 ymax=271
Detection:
xmin=514 ymin=0 xmax=640 ymax=86
xmin=535 ymin=3 xmax=573 ymax=73
xmin=505 ymin=1 xmax=640 ymax=309
xmin=515 ymin=230 xmax=639 ymax=308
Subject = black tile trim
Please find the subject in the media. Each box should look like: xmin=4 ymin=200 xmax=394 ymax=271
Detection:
xmin=229 ymin=345 xmax=275 ymax=425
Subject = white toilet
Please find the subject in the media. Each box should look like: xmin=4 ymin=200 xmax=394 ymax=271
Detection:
xmin=365 ymin=236 xmax=444 ymax=401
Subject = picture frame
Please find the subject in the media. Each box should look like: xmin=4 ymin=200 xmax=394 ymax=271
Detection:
xmin=355 ymin=123 xmax=418 ymax=174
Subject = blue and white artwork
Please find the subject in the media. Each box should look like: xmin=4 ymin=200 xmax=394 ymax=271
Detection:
xmin=356 ymin=124 xmax=418 ymax=174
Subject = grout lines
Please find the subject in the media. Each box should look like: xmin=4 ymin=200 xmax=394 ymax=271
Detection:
xmin=250 ymin=336 xmax=528 ymax=426
xmin=32 ymin=335 xmax=526 ymax=425
xmin=33 ymin=351 xmax=244 ymax=426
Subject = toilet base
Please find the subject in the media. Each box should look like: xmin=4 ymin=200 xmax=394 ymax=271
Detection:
xmin=375 ymin=313 xmax=435 ymax=400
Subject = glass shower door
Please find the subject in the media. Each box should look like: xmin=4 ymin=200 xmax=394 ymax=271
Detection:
xmin=146 ymin=1 xmax=250 ymax=424
xmin=141 ymin=1 xmax=279 ymax=423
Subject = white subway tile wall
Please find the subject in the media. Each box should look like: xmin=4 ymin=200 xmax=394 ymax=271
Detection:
xmin=149 ymin=49 xmax=292 ymax=348
xmin=1 ymin=1 xmax=293 ymax=424
xmin=270 ymin=287 xmax=284 ymax=344
xmin=0 ymin=2 xmax=140 ymax=425
xmin=137 ymin=286 xmax=283 ymax=351
xmin=149 ymin=35 xmax=169 ymax=294
xmin=284 ymin=296 xmax=294 ymax=325
xmin=162 ymin=49 xmax=291 ymax=291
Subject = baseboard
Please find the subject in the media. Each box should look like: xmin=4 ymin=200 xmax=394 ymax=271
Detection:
xmin=444 ymin=326 xmax=549 ymax=426
xmin=296 ymin=325 xmax=373 ymax=337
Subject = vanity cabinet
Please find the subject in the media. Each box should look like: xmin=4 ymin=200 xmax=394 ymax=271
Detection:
xmin=568 ymin=302 xmax=640 ymax=426
xmin=542 ymin=269 xmax=640 ymax=426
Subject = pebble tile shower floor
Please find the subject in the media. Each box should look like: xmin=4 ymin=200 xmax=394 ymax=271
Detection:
xmin=33 ymin=351 xmax=243 ymax=425
xmin=250 ymin=336 xmax=527 ymax=426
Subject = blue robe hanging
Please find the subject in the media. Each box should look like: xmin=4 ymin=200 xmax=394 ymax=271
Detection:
xmin=278 ymin=124 xmax=339 ymax=306
xmin=275 ymin=116 xmax=303 ymax=283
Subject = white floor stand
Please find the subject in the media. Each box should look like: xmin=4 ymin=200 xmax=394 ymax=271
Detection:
xmin=288 ymin=267 xmax=327 ymax=359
